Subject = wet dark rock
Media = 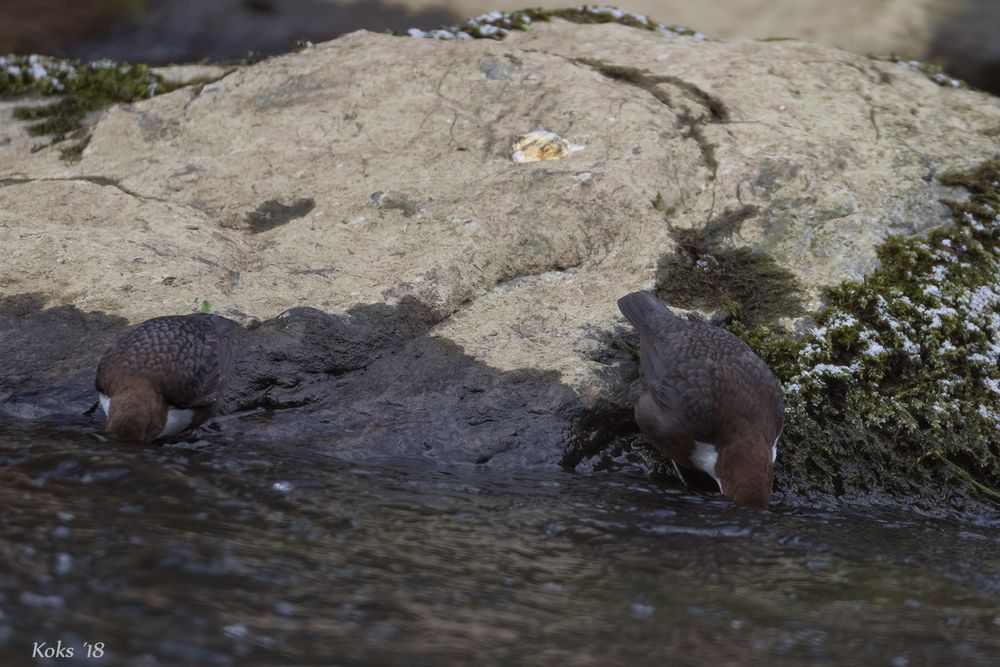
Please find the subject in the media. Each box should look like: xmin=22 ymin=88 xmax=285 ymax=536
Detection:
xmin=0 ymin=294 xmax=127 ymax=420
xmin=220 ymin=298 xmax=439 ymax=412
xmin=215 ymin=299 xmax=585 ymax=467
xmin=221 ymin=335 xmax=581 ymax=468
xmin=1 ymin=294 xmax=593 ymax=469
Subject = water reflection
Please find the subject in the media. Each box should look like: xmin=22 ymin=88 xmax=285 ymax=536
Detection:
xmin=1 ymin=419 xmax=998 ymax=666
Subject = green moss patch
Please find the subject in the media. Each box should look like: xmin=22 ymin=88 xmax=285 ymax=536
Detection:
xmin=404 ymin=6 xmax=699 ymax=42
xmin=1 ymin=54 xmax=173 ymax=140
xmin=730 ymin=161 xmax=1000 ymax=511
xmin=655 ymin=204 xmax=804 ymax=327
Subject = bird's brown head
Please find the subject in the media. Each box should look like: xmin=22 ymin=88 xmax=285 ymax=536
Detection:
xmin=717 ymin=432 xmax=775 ymax=509
xmin=105 ymin=377 xmax=168 ymax=443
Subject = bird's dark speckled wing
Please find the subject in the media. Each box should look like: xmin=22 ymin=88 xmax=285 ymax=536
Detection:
xmin=643 ymin=316 xmax=783 ymax=443
xmin=96 ymin=314 xmax=236 ymax=408
xmin=642 ymin=323 xmax=723 ymax=441
xmin=700 ymin=321 xmax=783 ymax=440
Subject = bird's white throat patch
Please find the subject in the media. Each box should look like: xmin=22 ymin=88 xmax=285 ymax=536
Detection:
xmin=692 ymin=441 xmax=722 ymax=492
xmin=98 ymin=392 xmax=111 ymax=418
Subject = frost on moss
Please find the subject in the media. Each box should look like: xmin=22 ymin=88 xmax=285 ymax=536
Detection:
xmin=876 ymin=55 xmax=964 ymax=89
xmin=732 ymin=161 xmax=1000 ymax=511
xmin=0 ymin=54 xmax=171 ymax=139
xmin=405 ymin=6 xmax=701 ymax=42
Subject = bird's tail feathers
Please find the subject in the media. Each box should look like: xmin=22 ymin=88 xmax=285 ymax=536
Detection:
xmin=617 ymin=291 xmax=675 ymax=328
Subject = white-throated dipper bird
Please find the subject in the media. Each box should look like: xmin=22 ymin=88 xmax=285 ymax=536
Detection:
xmin=96 ymin=313 xmax=237 ymax=442
xmin=618 ymin=291 xmax=783 ymax=508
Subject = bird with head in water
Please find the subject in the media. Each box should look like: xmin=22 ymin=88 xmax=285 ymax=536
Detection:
xmin=96 ymin=313 xmax=237 ymax=442
xmin=618 ymin=291 xmax=784 ymax=508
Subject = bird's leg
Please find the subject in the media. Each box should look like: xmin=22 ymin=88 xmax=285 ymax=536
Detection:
xmin=671 ymin=459 xmax=686 ymax=484
xmin=670 ymin=458 xmax=725 ymax=497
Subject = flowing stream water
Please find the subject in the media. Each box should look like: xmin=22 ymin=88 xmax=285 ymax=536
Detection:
xmin=1 ymin=418 xmax=999 ymax=666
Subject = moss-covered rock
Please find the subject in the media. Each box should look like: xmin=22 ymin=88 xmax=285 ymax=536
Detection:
xmin=404 ymin=6 xmax=698 ymax=42
xmin=728 ymin=161 xmax=1000 ymax=511
xmin=0 ymin=54 xmax=171 ymax=139
xmin=879 ymin=55 xmax=964 ymax=89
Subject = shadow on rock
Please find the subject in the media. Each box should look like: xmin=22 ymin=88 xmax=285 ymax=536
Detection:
xmin=2 ymin=293 xmax=638 ymax=470
xmin=217 ymin=298 xmax=590 ymax=469
xmin=221 ymin=297 xmax=441 ymax=413
xmin=0 ymin=294 xmax=128 ymax=420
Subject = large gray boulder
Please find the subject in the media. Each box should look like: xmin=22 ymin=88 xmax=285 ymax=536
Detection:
xmin=2 ymin=18 xmax=999 ymax=474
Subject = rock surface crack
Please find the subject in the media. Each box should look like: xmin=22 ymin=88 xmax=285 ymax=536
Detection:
xmin=0 ymin=175 xmax=176 ymax=206
xmin=575 ymin=58 xmax=726 ymax=178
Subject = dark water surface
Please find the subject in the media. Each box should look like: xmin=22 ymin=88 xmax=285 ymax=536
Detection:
xmin=1 ymin=420 xmax=999 ymax=666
